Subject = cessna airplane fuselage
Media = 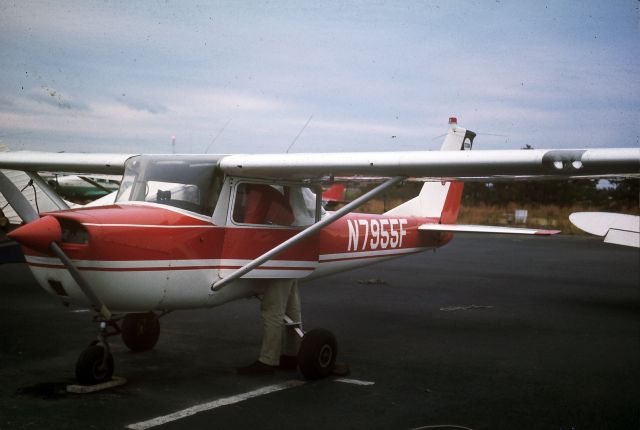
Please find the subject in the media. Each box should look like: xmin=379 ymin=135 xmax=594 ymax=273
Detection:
xmin=20 ymin=202 xmax=450 ymax=311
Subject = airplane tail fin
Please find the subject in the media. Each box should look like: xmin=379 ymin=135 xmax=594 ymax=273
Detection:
xmin=385 ymin=117 xmax=475 ymax=223
xmin=322 ymin=184 xmax=346 ymax=203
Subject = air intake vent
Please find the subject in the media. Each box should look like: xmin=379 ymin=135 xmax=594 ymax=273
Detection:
xmin=48 ymin=279 xmax=68 ymax=296
xmin=59 ymin=218 xmax=89 ymax=244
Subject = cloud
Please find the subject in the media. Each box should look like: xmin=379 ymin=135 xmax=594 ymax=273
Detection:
xmin=29 ymin=86 xmax=83 ymax=110
xmin=118 ymin=97 xmax=167 ymax=115
xmin=0 ymin=1 xmax=637 ymax=155
xmin=0 ymin=89 xmax=87 ymax=116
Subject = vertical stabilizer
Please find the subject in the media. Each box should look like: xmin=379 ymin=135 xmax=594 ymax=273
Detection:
xmin=385 ymin=117 xmax=475 ymax=222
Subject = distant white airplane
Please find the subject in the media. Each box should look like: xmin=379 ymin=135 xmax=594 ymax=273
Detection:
xmin=569 ymin=212 xmax=640 ymax=248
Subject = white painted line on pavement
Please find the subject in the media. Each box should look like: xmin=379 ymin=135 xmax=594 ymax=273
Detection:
xmin=125 ymin=379 xmax=306 ymax=430
xmin=334 ymin=378 xmax=375 ymax=386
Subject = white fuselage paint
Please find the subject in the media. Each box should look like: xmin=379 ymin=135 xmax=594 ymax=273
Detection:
xmin=26 ymin=243 xmax=431 ymax=312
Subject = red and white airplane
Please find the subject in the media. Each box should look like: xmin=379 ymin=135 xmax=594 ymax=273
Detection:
xmin=1 ymin=118 xmax=638 ymax=385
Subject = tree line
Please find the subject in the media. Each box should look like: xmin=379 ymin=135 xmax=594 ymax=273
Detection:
xmin=461 ymin=178 xmax=639 ymax=210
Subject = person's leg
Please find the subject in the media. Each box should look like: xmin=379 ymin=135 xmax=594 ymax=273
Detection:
xmin=282 ymin=281 xmax=301 ymax=359
xmin=258 ymin=279 xmax=292 ymax=366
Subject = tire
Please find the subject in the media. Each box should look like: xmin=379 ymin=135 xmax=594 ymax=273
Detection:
xmin=298 ymin=328 xmax=337 ymax=380
xmin=75 ymin=345 xmax=114 ymax=385
xmin=121 ymin=312 xmax=160 ymax=352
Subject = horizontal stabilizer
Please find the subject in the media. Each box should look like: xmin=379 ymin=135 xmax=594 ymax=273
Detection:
xmin=419 ymin=224 xmax=560 ymax=236
xmin=604 ymin=229 xmax=640 ymax=248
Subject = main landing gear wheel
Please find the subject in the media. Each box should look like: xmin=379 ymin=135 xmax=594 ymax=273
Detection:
xmin=298 ymin=328 xmax=337 ymax=380
xmin=75 ymin=344 xmax=114 ymax=385
xmin=121 ymin=312 xmax=160 ymax=352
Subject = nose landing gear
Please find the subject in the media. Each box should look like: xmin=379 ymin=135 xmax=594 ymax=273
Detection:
xmin=75 ymin=320 xmax=117 ymax=385
xmin=74 ymin=311 xmax=162 ymax=386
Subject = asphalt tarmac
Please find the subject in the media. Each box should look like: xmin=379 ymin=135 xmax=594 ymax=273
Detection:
xmin=1 ymin=234 xmax=638 ymax=430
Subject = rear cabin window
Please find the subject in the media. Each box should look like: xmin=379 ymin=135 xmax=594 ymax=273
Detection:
xmin=232 ymin=183 xmax=320 ymax=227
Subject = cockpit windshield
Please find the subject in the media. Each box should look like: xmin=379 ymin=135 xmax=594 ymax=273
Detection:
xmin=115 ymin=155 xmax=224 ymax=216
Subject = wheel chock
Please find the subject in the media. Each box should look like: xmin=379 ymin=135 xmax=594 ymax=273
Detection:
xmin=66 ymin=376 xmax=127 ymax=394
xmin=331 ymin=362 xmax=351 ymax=377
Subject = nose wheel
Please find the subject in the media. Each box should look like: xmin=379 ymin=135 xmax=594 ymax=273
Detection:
xmin=74 ymin=312 xmax=163 ymax=385
xmin=76 ymin=344 xmax=114 ymax=385
xmin=75 ymin=321 xmax=116 ymax=385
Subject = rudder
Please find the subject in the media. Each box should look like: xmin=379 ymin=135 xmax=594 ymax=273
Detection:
xmin=385 ymin=117 xmax=475 ymax=223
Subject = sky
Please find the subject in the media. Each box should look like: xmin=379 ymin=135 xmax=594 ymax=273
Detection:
xmin=0 ymin=1 xmax=638 ymax=154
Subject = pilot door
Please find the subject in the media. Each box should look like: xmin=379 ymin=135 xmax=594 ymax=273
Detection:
xmin=219 ymin=179 xmax=321 ymax=279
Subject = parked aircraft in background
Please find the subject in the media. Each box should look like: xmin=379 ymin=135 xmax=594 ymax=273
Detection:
xmin=44 ymin=173 xmax=120 ymax=203
xmin=570 ymin=212 xmax=639 ymax=248
xmin=321 ymin=183 xmax=346 ymax=210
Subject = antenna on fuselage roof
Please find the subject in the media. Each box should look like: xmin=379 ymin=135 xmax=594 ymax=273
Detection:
xmin=286 ymin=114 xmax=313 ymax=153
xmin=204 ymin=118 xmax=232 ymax=154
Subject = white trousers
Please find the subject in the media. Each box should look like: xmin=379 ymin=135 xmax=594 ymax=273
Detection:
xmin=259 ymin=279 xmax=301 ymax=366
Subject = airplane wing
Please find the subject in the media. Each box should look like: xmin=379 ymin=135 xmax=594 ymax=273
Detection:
xmin=0 ymin=148 xmax=637 ymax=180
xmin=0 ymin=152 xmax=136 ymax=174
xmin=217 ymin=148 xmax=639 ymax=181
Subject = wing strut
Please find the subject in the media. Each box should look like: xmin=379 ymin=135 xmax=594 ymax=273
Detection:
xmin=211 ymin=176 xmax=406 ymax=292
xmin=49 ymin=242 xmax=112 ymax=319
xmin=0 ymin=171 xmax=39 ymax=222
xmin=25 ymin=171 xmax=70 ymax=210
xmin=2 ymin=173 xmax=111 ymax=319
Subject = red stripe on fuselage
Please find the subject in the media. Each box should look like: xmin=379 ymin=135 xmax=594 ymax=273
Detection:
xmin=26 ymin=262 xmax=315 ymax=272
xmin=25 ymin=204 xmax=317 ymax=263
xmin=23 ymin=205 xmax=451 ymax=273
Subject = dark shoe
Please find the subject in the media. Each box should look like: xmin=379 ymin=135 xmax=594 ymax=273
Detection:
xmin=236 ymin=360 xmax=277 ymax=375
xmin=278 ymin=355 xmax=298 ymax=370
